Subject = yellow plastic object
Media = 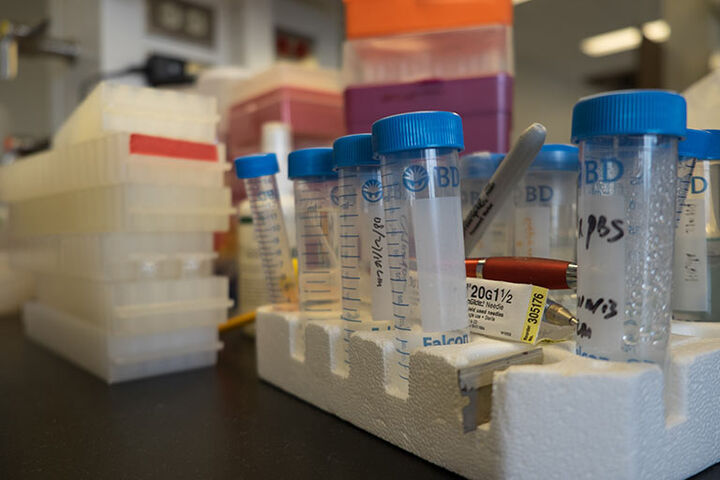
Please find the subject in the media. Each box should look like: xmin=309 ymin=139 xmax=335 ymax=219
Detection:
xmin=219 ymin=310 xmax=256 ymax=332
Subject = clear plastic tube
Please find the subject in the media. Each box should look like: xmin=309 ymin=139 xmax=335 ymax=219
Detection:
xmin=514 ymin=167 xmax=578 ymax=313
xmin=243 ymin=174 xmax=297 ymax=305
xmin=576 ymin=135 xmax=677 ymax=364
xmin=513 ymin=170 xmax=577 ymax=261
xmin=673 ymin=158 xmax=720 ymax=322
xmin=336 ymin=165 xmax=392 ymax=363
xmin=380 ymin=147 xmax=469 ymax=391
xmin=460 ymin=156 xmax=514 ymax=258
xmin=294 ymin=176 xmax=341 ymax=315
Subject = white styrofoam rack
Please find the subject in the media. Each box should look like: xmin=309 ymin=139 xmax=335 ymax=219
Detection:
xmin=24 ymin=301 xmax=221 ymax=383
xmin=9 ymin=184 xmax=233 ymax=235
xmin=673 ymin=320 xmax=720 ymax=338
xmin=0 ymin=133 xmax=228 ymax=203
xmin=257 ymin=306 xmax=720 ymax=479
xmin=10 ymin=232 xmax=216 ymax=281
xmin=54 ymin=82 xmax=218 ymax=146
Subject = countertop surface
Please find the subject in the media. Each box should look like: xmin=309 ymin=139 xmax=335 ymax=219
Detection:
xmin=1 ymin=314 xmax=719 ymax=479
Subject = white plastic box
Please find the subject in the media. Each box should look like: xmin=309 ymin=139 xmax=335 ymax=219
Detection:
xmin=227 ymin=63 xmax=345 ymax=159
xmin=24 ymin=301 xmax=221 ymax=383
xmin=230 ymin=62 xmax=342 ymax=106
xmin=54 ymin=82 xmax=219 ymax=146
xmin=35 ymin=275 xmax=231 ymax=334
xmin=0 ymin=133 xmax=228 ymax=203
xmin=11 ymin=232 xmax=215 ymax=281
xmin=9 ymin=184 xmax=233 ymax=235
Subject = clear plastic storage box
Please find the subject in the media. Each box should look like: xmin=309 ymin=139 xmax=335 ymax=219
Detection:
xmin=0 ymin=252 xmax=34 ymax=315
xmin=10 ymin=184 xmax=233 ymax=235
xmin=343 ymin=26 xmax=512 ymax=87
xmin=54 ymin=82 xmax=219 ymax=146
xmin=0 ymin=133 xmax=228 ymax=203
xmin=227 ymin=63 xmax=345 ymax=158
xmin=11 ymin=232 xmax=215 ymax=281
xmin=342 ymin=0 xmax=513 ymax=153
xmin=11 ymin=81 xmax=231 ymax=383
xmin=35 ymin=275 xmax=231 ymax=334
xmin=24 ymin=301 xmax=222 ymax=383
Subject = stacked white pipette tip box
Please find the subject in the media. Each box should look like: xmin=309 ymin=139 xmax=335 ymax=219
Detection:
xmin=1 ymin=82 xmax=234 ymax=383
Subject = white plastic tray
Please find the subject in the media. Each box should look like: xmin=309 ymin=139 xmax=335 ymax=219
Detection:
xmin=0 ymin=252 xmax=34 ymax=315
xmin=0 ymin=133 xmax=228 ymax=203
xmin=256 ymin=307 xmax=720 ymax=479
xmin=229 ymin=62 xmax=342 ymax=106
xmin=54 ymin=82 xmax=218 ymax=146
xmin=24 ymin=301 xmax=221 ymax=383
xmin=9 ymin=184 xmax=233 ymax=235
xmin=11 ymin=232 xmax=215 ymax=281
xmin=35 ymin=275 xmax=231 ymax=334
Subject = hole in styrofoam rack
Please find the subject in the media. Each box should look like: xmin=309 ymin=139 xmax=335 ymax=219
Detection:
xmin=457 ymin=346 xmax=547 ymax=433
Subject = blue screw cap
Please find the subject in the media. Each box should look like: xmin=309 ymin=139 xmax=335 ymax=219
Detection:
xmin=679 ymin=129 xmax=712 ymax=159
xmin=530 ymin=144 xmax=579 ymax=171
xmin=333 ymin=134 xmax=378 ymax=168
xmin=461 ymin=152 xmax=505 ymax=179
xmin=372 ymin=111 xmax=464 ymax=155
xmin=288 ymin=148 xmax=337 ymax=179
xmin=703 ymin=130 xmax=720 ymax=160
xmin=571 ymin=90 xmax=686 ymax=143
xmin=234 ymin=153 xmax=279 ymax=179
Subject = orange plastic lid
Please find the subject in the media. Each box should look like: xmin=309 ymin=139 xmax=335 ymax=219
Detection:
xmin=344 ymin=0 xmax=513 ymax=39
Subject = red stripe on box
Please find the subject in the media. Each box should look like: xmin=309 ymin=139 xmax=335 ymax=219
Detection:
xmin=129 ymin=134 xmax=218 ymax=162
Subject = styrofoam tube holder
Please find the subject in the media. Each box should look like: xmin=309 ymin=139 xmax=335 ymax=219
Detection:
xmin=257 ymin=306 xmax=720 ymax=479
xmin=24 ymin=301 xmax=221 ymax=384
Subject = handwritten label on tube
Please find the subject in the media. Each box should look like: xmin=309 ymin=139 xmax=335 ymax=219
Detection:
xmin=673 ymin=163 xmax=710 ymax=312
xmin=575 ymin=195 xmax=626 ymax=360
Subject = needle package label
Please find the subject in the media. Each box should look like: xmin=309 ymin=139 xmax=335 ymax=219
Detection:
xmin=466 ymin=277 xmax=549 ymax=344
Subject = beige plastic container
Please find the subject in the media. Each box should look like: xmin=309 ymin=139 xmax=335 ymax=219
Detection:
xmin=0 ymin=133 xmax=228 ymax=203
xmin=10 ymin=232 xmax=215 ymax=281
xmin=10 ymin=184 xmax=233 ymax=235
xmin=54 ymin=82 xmax=218 ymax=146
xmin=35 ymin=275 xmax=232 ymax=334
xmin=24 ymin=301 xmax=222 ymax=383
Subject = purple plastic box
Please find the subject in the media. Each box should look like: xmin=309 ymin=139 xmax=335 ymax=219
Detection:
xmin=344 ymin=74 xmax=512 ymax=153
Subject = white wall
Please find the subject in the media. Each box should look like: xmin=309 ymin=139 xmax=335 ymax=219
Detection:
xmin=229 ymin=0 xmax=273 ymax=70
xmin=274 ymin=0 xmax=342 ymax=68
xmin=47 ymin=0 xmax=102 ymax=133
xmin=663 ymin=0 xmax=714 ymax=91
xmin=42 ymin=0 xmax=342 ymax=132
xmin=99 ymin=0 xmax=235 ymax=72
